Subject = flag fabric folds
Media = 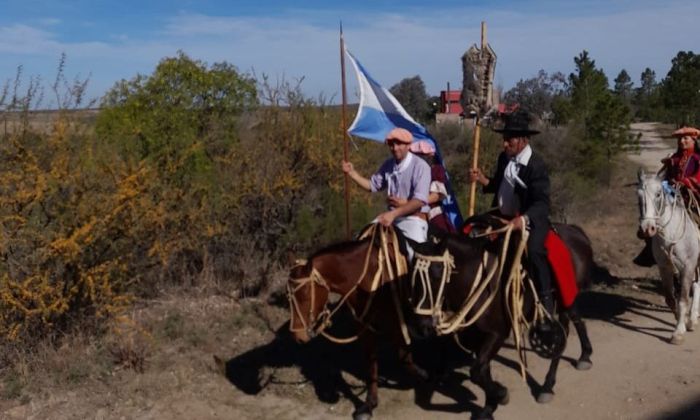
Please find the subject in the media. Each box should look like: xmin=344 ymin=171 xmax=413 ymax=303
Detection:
xmin=345 ymin=48 xmax=463 ymax=229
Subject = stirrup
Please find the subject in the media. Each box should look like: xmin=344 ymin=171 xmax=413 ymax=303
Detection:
xmin=529 ymin=318 xmax=566 ymax=359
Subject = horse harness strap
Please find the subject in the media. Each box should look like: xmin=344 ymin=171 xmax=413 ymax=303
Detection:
xmin=287 ymin=224 xmax=411 ymax=345
xmin=412 ymin=223 xmax=542 ymax=379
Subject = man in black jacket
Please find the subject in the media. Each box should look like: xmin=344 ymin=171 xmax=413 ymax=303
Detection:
xmin=469 ymin=110 xmax=554 ymax=319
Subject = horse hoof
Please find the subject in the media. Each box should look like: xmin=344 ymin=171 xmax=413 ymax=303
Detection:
xmin=575 ymin=360 xmax=593 ymax=371
xmin=353 ymin=411 xmax=372 ymax=420
xmin=473 ymin=408 xmax=494 ymax=420
xmin=537 ymin=392 xmax=554 ymax=404
xmin=670 ymin=335 xmax=685 ymax=345
xmin=498 ymin=389 xmax=510 ymax=406
xmin=353 ymin=405 xmax=373 ymax=420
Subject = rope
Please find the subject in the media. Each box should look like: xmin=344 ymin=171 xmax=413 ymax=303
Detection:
xmin=287 ymin=224 xmax=411 ymax=345
xmin=411 ymin=221 xmax=535 ymax=379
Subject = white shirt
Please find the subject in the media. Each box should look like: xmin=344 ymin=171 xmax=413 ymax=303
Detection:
xmin=497 ymin=145 xmax=532 ymax=217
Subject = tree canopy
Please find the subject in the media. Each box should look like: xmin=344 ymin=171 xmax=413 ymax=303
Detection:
xmin=389 ymin=75 xmax=430 ymax=123
xmin=661 ymin=51 xmax=700 ymax=125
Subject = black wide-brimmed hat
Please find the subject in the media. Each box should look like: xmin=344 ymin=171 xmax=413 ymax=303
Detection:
xmin=493 ymin=110 xmax=540 ymax=136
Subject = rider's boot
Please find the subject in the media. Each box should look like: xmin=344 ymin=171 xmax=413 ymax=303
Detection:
xmin=632 ymin=238 xmax=655 ymax=267
xmin=537 ymin=291 xmax=555 ymax=333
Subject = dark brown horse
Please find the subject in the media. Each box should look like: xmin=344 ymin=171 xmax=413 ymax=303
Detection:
xmin=287 ymin=225 xmax=427 ymax=420
xmin=410 ymin=221 xmax=594 ymax=419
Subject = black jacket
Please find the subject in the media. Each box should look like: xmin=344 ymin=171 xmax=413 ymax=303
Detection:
xmin=483 ymin=150 xmax=551 ymax=231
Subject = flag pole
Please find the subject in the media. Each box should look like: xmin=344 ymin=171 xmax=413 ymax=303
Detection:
xmin=340 ymin=22 xmax=352 ymax=239
xmin=468 ymin=117 xmax=481 ymax=216
xmin=468 ymin=21 xmax=487 ymax=217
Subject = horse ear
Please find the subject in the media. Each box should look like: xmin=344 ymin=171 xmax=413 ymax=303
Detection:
xmin=285 ymin=249 xmax=298 ymax=266
xmin=637 ymin=167 xmax=645 ymax=182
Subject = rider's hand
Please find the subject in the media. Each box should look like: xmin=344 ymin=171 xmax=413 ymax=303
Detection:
xmin=387 ymin=195 xmax=407 ymax=207
xmin=342 ymin=160 xmax=354 ymax=174
xmin=509 ymin=216 xmax=526 ymax=231
xmin=377 ymin=211 xmax=397 ymax=227
xmin=469 ymin=168 xmax=487 ymax=185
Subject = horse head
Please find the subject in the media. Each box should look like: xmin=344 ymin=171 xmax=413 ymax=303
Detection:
xmin=637 ymin=169 xmax=666 ymax=238
xmin=287 ymin=259 xmax=330 ymax=344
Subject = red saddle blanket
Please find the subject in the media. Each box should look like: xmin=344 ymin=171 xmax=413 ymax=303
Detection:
xmin=545 ymin=229 xmax=578 ymax=308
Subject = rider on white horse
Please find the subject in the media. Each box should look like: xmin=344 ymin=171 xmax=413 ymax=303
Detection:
xmin=634 ymin=126 xmax=700 ymax=267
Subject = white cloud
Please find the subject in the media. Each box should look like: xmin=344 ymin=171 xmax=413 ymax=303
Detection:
xmin=0 ymin=1 xmax=698 ymax=103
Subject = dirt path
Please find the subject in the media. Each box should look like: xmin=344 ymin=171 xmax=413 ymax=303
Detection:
xmin=4 ymin=122 xmax=700 ymax=420
xmin=627 ymin=122 xmax=675 ymax=171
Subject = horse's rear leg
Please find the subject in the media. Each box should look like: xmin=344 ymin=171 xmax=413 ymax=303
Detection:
xmin=689 ymin=281 xmax=700 ymax=330
xmin=568 ymin=303 xmax=593 ymax=370
xmin=470 ymin=333 xmax=508 ymax=420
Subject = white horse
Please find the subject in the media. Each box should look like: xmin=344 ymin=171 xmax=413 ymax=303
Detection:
xmin=637 ymin=170 xmax=700 ymax=344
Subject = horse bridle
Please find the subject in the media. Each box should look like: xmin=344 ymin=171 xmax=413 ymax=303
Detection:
xmin=286 ymin=225 xmax=411 ymax=344
xmin=639 ymin=179 xmax=687 ymax=244
xmin=287 ymin=265 xmax=333 ymax=339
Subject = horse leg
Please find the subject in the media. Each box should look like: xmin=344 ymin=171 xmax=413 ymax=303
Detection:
xmin=537 ymin=311 xmax=570 ymax=404
xmin=470 ymin=332 xmax=508 ymax=420
xmin=398 ymin=345 xmax=429 ymax=382
xmin=353 ymin=334 xmax=379 ymax=420
xmin=671 ymin=266 xmax=693 ymax=345
xmin=659 ymin=263 xmax=678 ymax=319
xmin=568 ymin=303 xmax=593 ymax=370
xmin=690 ymin=281 xmax=700 ymax=330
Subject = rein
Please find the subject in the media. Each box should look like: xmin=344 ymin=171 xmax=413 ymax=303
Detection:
xmin=640 ymin=182 xmax=691 ymax=245
xmin=287 ymin=224 xmax=411 ymax=345
xmin=412 ymin=222 xmax=543 ymax=379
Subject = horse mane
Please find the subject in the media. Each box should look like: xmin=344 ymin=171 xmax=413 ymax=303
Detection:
xmin=308 ymin=237 xmax=371 ymax=261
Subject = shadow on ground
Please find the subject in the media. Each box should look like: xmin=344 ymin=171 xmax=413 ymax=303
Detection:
xmin=218 ymin=307 xmax=489 ymax=416
xmin=220 ymin=274 xmax=674 ymax=417
xmin=578 ymin=282 xmax=674 ymax=343
xmin=652 ymin=396 xmax=700 ymax=420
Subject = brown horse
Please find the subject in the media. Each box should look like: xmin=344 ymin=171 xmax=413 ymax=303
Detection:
xmin=410 ymin=220 xmax=594 ymax=420
xmin=287 ymin=225 xmax=427 ymax=420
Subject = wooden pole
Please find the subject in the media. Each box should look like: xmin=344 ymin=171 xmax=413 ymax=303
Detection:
xmin=468 ymin=21 xmax=487 ymax=217
xmin=468 ymin=117 xmax=481 ymax=216
xmin=340 ymin=23 xmax=352 ymax=240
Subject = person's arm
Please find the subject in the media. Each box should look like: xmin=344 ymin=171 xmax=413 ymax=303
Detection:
xmin=427 ymin=192 xmax=444 ymax=205
xmin=377 ymin=198 xmax=424 ymax=226
xmin=469 ymin=168 xmax=490 ymax=187
xmin=342 ymin=161 xmax=371 ymax=191
xmin=377 ymin=161 xmax=430 ymax=227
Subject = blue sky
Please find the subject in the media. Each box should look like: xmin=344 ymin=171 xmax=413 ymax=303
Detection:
xmin=1 ymin=0 xmax=697 ymax=107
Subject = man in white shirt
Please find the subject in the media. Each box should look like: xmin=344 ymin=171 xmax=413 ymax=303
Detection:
xmin=342 ymin=127 xmax=431 ymax=256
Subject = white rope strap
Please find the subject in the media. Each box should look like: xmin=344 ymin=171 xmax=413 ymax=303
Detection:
xmin=288 ymin=224 xmax=412 ymax=345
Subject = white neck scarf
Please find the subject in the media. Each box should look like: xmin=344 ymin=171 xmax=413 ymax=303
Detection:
xmin=387 ymin=152 xmax=413 ymax=197
xmin=504 ymin=145 xmax=532 ymax=189
xmin=498 ymin=145 xmax=532 ymax=216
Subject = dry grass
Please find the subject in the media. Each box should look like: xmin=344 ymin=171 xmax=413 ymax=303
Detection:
xmin=0 ymin=289 xmax=290 ymax=418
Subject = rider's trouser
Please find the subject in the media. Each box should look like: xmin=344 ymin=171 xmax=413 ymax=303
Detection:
xmin=527 ymin=224 xmax=554 ymax=312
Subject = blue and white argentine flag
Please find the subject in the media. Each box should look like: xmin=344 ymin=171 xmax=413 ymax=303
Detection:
xmin=345 ymin=48 xmax=463 ymax=230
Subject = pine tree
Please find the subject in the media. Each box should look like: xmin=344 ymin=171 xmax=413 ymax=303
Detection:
xmin=613 ymin=69 xmax=634 ymax=103
xmin=567 ymin=51 xmax=635 ymax=183
xmin=661 ymin=51 xmax=700 ymax=125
